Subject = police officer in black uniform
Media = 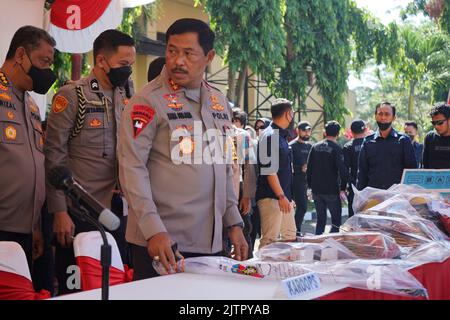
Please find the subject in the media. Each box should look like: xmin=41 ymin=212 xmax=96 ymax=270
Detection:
xmin=307 ymin=121 xmax=349 ymax=235
xmin=343 ymin=119 xmax=367 ymax=217
xmin=289 ymin=121 xmax=312 ymax=233
xmin=423 ymin=103 xmax=450 ymax=169
xmin=357 ymin=102 xmax=417 ymax=190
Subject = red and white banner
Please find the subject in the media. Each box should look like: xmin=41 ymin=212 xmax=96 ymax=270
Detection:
xmin=47 ymin=0 xmax=156 ymax=53
xmin=47 ymin=0 xmax=115 ymax=53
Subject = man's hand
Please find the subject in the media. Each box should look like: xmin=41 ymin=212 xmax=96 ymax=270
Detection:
xmin=32 ymin=231 xmax=44 ymax=261
xmin=278 ymin=196 xmax=292 ymax=214
xmin=228 ymin=226 xmax=248 ymax=261
xmin=239 ymin=197 xmax=251 ymax=215
xmin=53 ymin=211 xmax=75 ymax=247
xmin=147 ymin=232 xmax=183 ymax=274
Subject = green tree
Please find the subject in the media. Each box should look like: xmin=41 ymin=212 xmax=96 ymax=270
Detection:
xmin=195 ymin=0 xmax=286 ymax=107
xmin=402 ymin=0 xmax=450 ymax=34
xmin=119 ymin=1 xmax=162 ymax=38
xmin=389 ymin=24 xmax=449 ymax=119
xmin=274 ymin=0 xmax=400 ymax=125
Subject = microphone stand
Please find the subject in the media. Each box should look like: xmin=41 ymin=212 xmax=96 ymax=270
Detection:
xmin=69 ymin=196 xmax=112 ymax=301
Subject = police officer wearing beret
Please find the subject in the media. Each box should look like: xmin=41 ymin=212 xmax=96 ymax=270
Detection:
xmin=118 ymin=19 xmax=248 ymax=280
xmin=357 ymin=102 xmax=417 ymax=190
xmin=44 ymin=30 xmax=136 ymax=293
xmin=343 ymin=120 xmax=367 ymax=217
xmin=0 ymin=26 xmax=56 ymax=268
xmin=289 ymin=121 xmax=312 ymax=233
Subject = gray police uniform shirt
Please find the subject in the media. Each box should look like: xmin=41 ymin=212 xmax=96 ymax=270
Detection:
xmin=0 ymin=71 xmax=45 ymax=233
xmin=118 ymin=67 xmax=242 ymax=253
xmin=44 ymin=72 xmax=128 ymax=214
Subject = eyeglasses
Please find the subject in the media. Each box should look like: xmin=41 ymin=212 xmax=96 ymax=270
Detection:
xmin=255 ymin=126 xmax=264 ymax=130
xmin=431 ymin=119 xmax=447 ymax=126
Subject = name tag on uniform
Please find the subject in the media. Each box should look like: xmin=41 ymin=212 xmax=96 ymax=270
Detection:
xmin=281 ymin=272 xmax=321 ymax=299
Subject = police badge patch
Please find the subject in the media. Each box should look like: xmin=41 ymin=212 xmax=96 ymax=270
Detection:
xmin=131 ymin=104 xmax=155 ymax=138
xmin=52 ymin=95 xmax=69 ymax=113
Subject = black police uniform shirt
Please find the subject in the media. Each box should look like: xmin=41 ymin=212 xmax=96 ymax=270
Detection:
xmin=306 ymin=139 xmax=349 ymax=195
xmin=289 ymin=140 xmax=312 ymax=181
xmin=256 ymin=122 xmax=293 ymax=201
xmin=343 ymin=137 xmax=364 ymax=186
xmin=357 ymin=128 xmax=417 ymax=190
xmin=423 ymin=131 xmax=450 ymax=169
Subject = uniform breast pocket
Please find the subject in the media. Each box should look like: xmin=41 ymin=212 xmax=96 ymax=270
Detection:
xmin=32 ymin=123 xmax=44 ymax=152
xmin=0 ymin=118 xmax=25 ymax=145
xmin=80 ymin=113 xmax=108 ymax=147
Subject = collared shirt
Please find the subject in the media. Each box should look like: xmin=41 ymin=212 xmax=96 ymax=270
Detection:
xmin=357 ymin=128 xmax=417 ymax=190
xmin=118 ymin=67 xmax=242 ymax=253
xmin=412 ymin=141 xmax=424 ymax=168
xmin=256 ymin=122 xmax=293 ymax=201
xmin=0 ymin=70 xmax=45 ymax=233
xmin=423 ymin=131 xmax=450 ymax=169
xmin=307 ymin=139 xmax=349 ymax=195
xmin=289 ymin=140 xmax=312 ymax=181
xmin=343 ymin=137 xmax=364 ymax=186
xmin=45 ymin=71 xmax=128 ymax=214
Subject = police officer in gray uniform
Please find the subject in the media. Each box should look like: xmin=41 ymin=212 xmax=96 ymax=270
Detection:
xmin=118 ymin=19 xmax=248 ymax=280
xmin=44 ymin=30 xmax=136 ymax=293
xmin=0 ymin=26 xmax=56 ymax=268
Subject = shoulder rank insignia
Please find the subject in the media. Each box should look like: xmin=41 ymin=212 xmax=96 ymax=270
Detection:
xmin=90 ymin=79 xmax=100 ymax=91
xmin=210 ymin=95 xmax=224 ymax=112
xmin=0 ymin=72 xmax=9 ymax=86
xmin=168 ymin=79 xmax=180 ymax=91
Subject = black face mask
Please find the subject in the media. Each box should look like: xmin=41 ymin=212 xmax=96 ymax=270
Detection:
xmin=377 ymin=121 xmax=392 ymax=131
xmin=27 ymin=65 xmax=57 ymax=94
xmin=22 ymin=53 xmax=56 ymax=94
xmin=106 ymin=63 xmax=132 ymax=88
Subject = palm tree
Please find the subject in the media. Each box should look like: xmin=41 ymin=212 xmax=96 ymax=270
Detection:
xmin=394 ymin=25 xmax=449 ymax=119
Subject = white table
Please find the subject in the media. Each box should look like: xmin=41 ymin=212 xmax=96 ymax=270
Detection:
xmin=52 ymin=273 xmax=346 ymax=300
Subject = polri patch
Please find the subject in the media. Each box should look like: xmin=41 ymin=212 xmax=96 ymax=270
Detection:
xmin=131 ymin=104 xmax=155 ymax=138
xmin=52 ymin=95 xmax=69 ymax=113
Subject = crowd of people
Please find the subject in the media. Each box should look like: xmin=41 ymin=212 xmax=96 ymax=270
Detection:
xmin=0 ymin=18 xmax=449 ymax=297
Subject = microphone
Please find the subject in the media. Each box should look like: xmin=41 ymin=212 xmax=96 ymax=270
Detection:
xmin=48 ymin=166 xmax=120 ymax=231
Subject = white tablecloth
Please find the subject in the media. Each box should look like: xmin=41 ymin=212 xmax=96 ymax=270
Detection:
xmin=52 ymin=273 xmax=347 ymax=300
